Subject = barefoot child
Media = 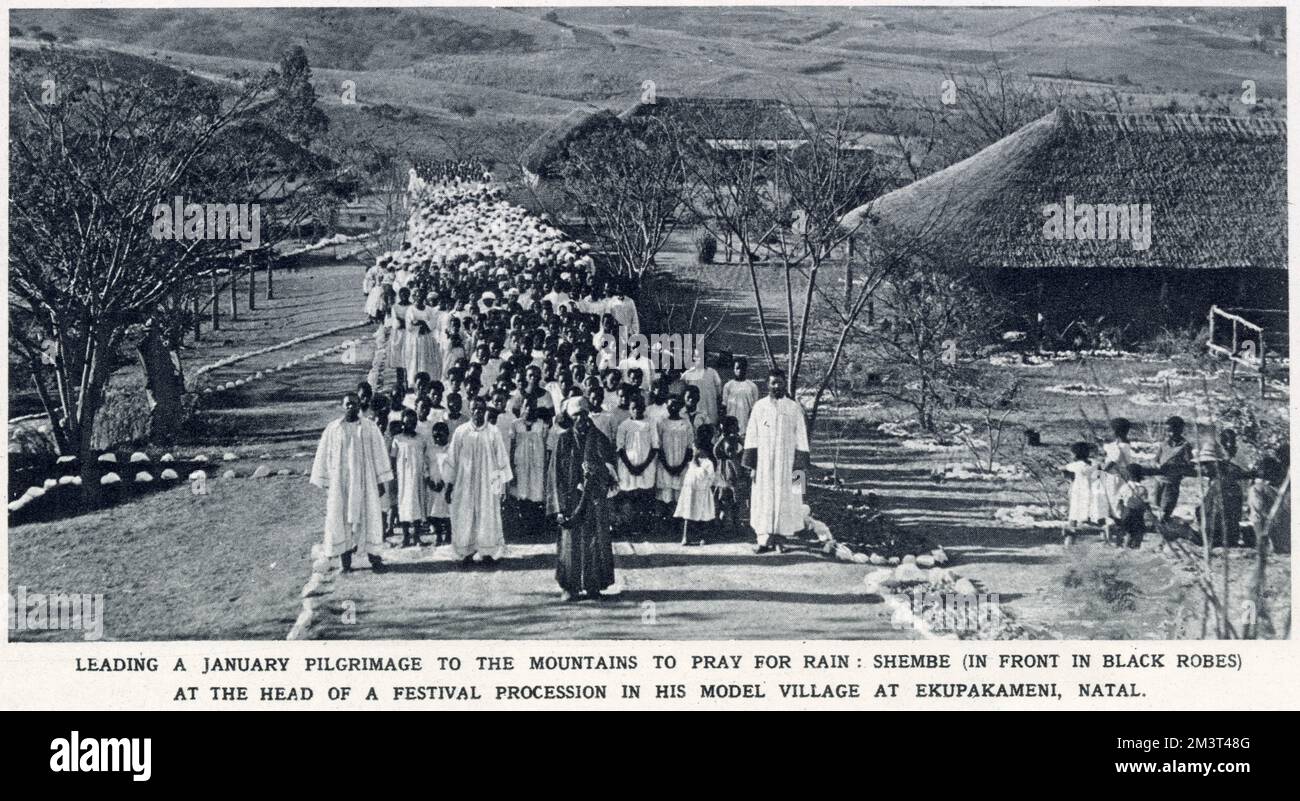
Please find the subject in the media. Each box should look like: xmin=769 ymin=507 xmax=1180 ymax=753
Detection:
xmin=656 ymin=397 xmax=694 ymax=535
xmin=616 ymin=394 xmax=659 ymax=538
xmin=391 ymin=410 xmax=429 ymax=547
xmin=1061 ymin=441 xmax=1105 ymax=545
xmin=427 ymin=422 xmax=452 ymax=545
xmin=383 ymin=417 xmax=403 ymax=539
xmin=713 ymin=415 xmax=746 ymax=535
xmin=674 ymin=424 xmax=718 ymax=546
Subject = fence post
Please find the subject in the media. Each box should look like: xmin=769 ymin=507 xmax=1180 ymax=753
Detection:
xmin=247 ymin=257 xmax=256 ymax=311
xmin=266 ymin=259 xmax=275 ymax=301
xmin=211 ymin=272 xmax=220 ymax=331
xmin=229 ymin=269 xmax=239 ymax=321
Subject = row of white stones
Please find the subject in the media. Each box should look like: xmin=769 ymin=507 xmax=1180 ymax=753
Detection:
xmin=198 ymin=333 xmax=368 ymax=396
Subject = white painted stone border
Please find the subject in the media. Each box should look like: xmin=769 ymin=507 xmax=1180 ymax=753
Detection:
xmin=191 ymin=321 xmax=369 ymax=383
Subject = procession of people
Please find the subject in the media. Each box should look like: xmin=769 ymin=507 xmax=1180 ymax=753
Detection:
xmin=315 ymin=165 xmax=809 ymax=598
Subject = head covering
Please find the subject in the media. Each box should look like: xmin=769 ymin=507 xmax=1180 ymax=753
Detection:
xmin=1193 ymin=432 xmax=1229 ymax=463
xmin=562 ymin=397 xmax=590 ymax=417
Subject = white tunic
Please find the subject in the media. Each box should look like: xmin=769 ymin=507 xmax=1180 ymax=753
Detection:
xmin=722 ymin=379 xmax=761 ymax=434
xmin=390 ymin=433 xmax=430 ymax=523
xmin=1064 ymin=460 xmax=1106 ymax=524
xmin=310 ymin=418 xmax=393 ymax=558
xmin=682 ymin=365 xmax=723 ymax=426
xmin=674 ymin=458 xmax=718 ymax=522
xmin=445 ymin=422 xmax=512 ymax=558
xmin=744 ymin=396 xmax=809 ymax=538
xmin=510 ymin=420 xmax=548 ymax=502
xmin=1100 ymin=441 xmax=1132 ymax=517
xmin=616 ymin=417 xmax=660 ymax=492
xmin=655 ymin=417 xmax=695 ymax=503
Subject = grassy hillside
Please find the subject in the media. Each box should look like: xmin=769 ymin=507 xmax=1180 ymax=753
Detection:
xmin=10 ymin=7 xmax=1287 ymax=165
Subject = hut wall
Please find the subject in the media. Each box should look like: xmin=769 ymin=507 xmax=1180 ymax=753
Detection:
xmin=986 ymin=267 xmax=1288 ymax=338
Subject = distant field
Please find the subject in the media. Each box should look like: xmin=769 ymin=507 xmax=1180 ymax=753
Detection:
xmin=10 ymin=5 xmax=1287 ymax=162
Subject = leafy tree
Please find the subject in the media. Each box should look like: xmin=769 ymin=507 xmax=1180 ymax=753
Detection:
xmin=267 ymin=45 xmax=329 ymax=148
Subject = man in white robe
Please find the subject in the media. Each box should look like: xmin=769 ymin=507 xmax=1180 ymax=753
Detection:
xmin=310 ymin=393 xmax=393 ymax=572
xmin=743 ymin=373 xmax=810 ymax=553
xmin=444 ymin=397 xmax=512 ymax=566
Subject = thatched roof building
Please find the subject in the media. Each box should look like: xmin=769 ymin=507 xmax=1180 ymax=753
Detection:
xmin=520 ymin=107 xmax=621 ymax=181
xmin=843 ymin=108 xmax=1286 ymax=272
xmin=843 ymin=108 xmax=1287 ymax=331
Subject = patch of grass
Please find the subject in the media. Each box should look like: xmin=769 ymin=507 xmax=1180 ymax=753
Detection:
xmin=8 ymin=477 xmax=322 ymax=641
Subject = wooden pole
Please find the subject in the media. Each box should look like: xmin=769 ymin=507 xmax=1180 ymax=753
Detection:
xmin=247 ymin=258 xmax=257 ymax=311
xmin=211 ymin=272 xmax=220 ymax=331
xmin=229 ymin=269 xmax=239 ymax=321
xmin=192 ymin=295 xmax=201 ymax=341
xmin=266 ymin=259 xmax=275 ymax=301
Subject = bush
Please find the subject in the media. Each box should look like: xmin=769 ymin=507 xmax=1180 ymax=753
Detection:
xmin=91 ymin=375 xmax=151 ymax=451
xmin=694 ymin=231 xmax=717 ymax=264
xmin=1146 ymin=323 xmax=1210 ymax=360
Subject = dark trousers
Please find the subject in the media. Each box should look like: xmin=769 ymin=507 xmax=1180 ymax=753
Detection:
xmin=1153 ymin=478 xmax=1181 ymax=521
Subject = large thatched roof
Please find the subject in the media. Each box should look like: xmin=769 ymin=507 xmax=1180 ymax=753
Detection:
xmin=843 ymin=109 xmax=1286 ymax=271
xmin=523 ymin=96 xmax=810 ymax=179
xmin=520 ymin=106 xmax=621 ymax=179
xmin=617 ymin=96 xmax=806 ymax=139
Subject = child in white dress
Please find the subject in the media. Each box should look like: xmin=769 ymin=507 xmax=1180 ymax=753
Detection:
xmin=427 ymin=422 xmax=451 ymax=545
xmin=674 ymin=424 xmax=718 ymax=546
xmin=1061 ymin=441 xmax=1105 ymax=545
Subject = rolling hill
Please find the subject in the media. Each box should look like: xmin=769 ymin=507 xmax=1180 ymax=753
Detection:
xmin=10 ymin=6 xmax=1287 ymax=162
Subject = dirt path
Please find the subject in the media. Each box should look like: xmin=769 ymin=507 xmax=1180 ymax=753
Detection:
xmin=307 ymin=540 xmax=911 ymax=640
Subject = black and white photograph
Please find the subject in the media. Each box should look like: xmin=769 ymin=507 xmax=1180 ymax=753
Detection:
xmin=5 ymin=3 xmax=1291 ymax=646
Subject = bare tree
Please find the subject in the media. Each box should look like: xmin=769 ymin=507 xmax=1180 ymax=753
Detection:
xmin=878 ymin=59 xmax=1127 ymax=181
xmin=864 ymin=267 xmax=1003 ymax=432
xmin=678 ymin=97 xmax=900 ymax=414
xmin=554 ymin=121 xmax=686 ymax=286
xmin=10 ymin=47 xmax=332 ymax=484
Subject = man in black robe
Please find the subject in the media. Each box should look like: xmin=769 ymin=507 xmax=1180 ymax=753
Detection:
xmin=554 ymin=397 xmax=618 ymax=602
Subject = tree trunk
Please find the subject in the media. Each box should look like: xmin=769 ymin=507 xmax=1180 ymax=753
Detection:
xmin=138 ymin=327 xmax=186 ymax=444
xmin=74 ymin=332 xmax=115 ymax=508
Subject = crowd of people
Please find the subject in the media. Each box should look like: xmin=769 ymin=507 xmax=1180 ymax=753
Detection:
xmin=314 ymin=168 xmax=810 ymax=601
xmin=1061 ymin=415 xmax=1290 ymax=554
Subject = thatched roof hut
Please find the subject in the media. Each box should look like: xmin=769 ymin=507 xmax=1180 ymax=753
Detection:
xmin=520 ymin=107 xmax=621 ymax=180
xmin=617 ymin=96 xmax=807 ymax=143
xmin=843 ymin=108 xmax=1286 ymax=272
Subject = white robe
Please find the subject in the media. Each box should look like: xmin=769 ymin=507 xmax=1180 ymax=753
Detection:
xmin=608 ymin=296 xmax=640 ymax=335
xmin=744 ymin=396 xmax=809 ymax=541
xmin=445 ymin=422 xmax=512 ymax=558
xmin=310 ymin=418 xmax=394 ymax=558
xmin=390 ymin=433 xmax=430 ymax=523
xmin=682 ymin=366 xmax=723 ymax=426
xmin=616 ymin=417 xmax=659 ymax=492
xmin=722 ymin=379 xmax=761 ymax=434
xmin=510 ymin=420 xmax=548 ymax=502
